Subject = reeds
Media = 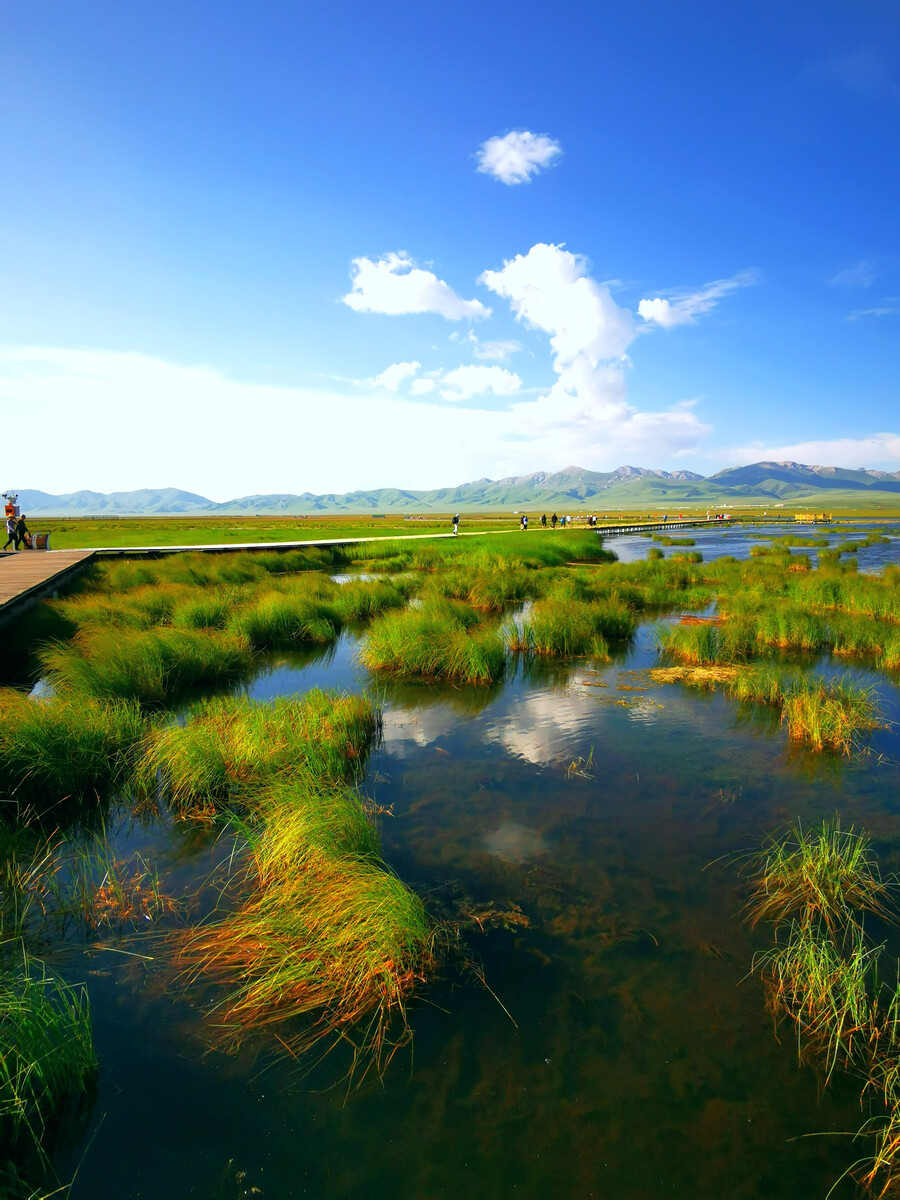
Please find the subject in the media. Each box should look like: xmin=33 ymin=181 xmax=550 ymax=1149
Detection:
xmin=227 ymin=591 xmax=340 ymax=649
xmin=0 ymin=691 xmax=144 ymax=816
xmin=39 ymin=627 xmax=254 ymax=705
xmin=361 ymin=600 xmax=506 ymax=684
xmin=745 ymin=821 xmax=891 ymax=934
xmin=509 ymin=596 xmax=634 ymax=658
xmin=745 ymin=822 xmax=900 ymax=1194
xmin=180 ymin=774 xmax=435 ymax=1063
xmin=0 ymin=954 xmax=96 ymax=1152
xmin=141 ymin=689 xmax=379 ymax=814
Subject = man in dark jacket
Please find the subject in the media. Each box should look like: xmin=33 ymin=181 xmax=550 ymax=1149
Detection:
xmin=15 ymin=514 xmax=30 ymax=549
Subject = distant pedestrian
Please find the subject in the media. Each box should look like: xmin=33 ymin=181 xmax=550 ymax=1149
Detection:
xmin=452 ymin=513 xmax=459 ymax=536
xmin=520 ymin=514 xmax=528 ymax=531
xmin=3 ymin=515 xmax=15 ymax=551
xmin=14 ymin=515 xmax=30 ymax=550
xmin=541 ymin=513 xmax=547 ymax=528
xmin=551 ymin=513 xmax=558 ymax=529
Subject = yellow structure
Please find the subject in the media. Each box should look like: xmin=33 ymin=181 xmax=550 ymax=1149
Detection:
xmin=795 ymin=512 xmax=831 ymax=523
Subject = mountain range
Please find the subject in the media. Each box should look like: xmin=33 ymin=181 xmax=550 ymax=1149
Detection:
xmin=12 ymin=462 xmax=900 ymax=515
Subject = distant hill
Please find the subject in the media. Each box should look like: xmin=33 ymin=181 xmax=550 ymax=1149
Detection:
xmin=12 ymin=461 xmax=900 ymax=514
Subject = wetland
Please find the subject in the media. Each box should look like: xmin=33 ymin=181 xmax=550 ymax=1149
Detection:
xmin=3 ymin=525 xmax=900 ymax=1199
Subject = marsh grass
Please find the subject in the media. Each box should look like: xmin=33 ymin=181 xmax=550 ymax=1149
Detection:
xmin=510 ymin=596 xmax=634 ymax=658
xmin=0 ymin=954 xmax=96 ymax=1152
xmin=361 ymin=600 xmax=506 ymax=684
xmin=745 ymin=821 xmax=891 ymax=935
xmin=39 ymin=627 xmax=254 ymax=705
xmin=141 ymin=689 xmax=379 ymax=814
xmin=180 ymin=778 xmax=436 ymax=1065
xmin=0 ymin=692 xmax=144 ymax=817
xmin=227 ymin=591 xmax=340 ymax=649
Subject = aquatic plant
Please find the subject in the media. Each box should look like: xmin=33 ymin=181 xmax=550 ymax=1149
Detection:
xmin=141 ymin=689 xmax=379 ymax=813
xmin=0 ymin=954 xmax=96 ymax=1152
xmin=0 ymin=691 xmax=144 ymax=817
xmin=180 ymin=774 xmax=436 ymax=1064
xmin=510 ymin=596 xmax=634 ymax=658
xmin=779 ymin=677 xmax=881 ymax=755
xmin=39 ymin=627 xmax=254 ymax=705
xmin=227 ymin=590 xmax=340 ymax=649
xmin=361 ymin=600 xmax=506 ymax=684
xmin=745 ymin=820 xmax=891 ymax=935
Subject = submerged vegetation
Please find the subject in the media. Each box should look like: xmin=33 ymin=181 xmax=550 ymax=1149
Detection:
xmin=745 ymin=821 xmax=900 ymax=1195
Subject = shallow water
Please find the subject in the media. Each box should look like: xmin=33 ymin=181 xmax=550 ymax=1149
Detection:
xmin=37 ymin=614 xmax=900 ymax=1200
xmin=608 ymin=521 xmax=900 ymax=571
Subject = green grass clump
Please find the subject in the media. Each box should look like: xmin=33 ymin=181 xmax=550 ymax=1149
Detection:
xmin=361 ymin=600 xmax=506 ymax=684
xmin=39 ymin=627 xmax=254 ymax=705
xmin=652 ymin=535 xmax=695 ymax=546
xmin=331 ymin=579 xmax=413 ymax=622
xmin=658 ymin=618 xmax=757 ymax=664
xmin=745 ymin=820 xmax=891 ymax=934
xmin=350 ymin=530 xmax=615 ymax=572
xmin=180 ymin=774 xmax=435 ymax=1062
xmin=141 ymin=689 xmax=379 ymax=813
xmin=227 ymin=590 xmax=340 ymax=649
xmin=647 ymin=546 xmax=664 ymax=560
xmin=510 ymin=596 xmax=634 ymax=658
xmin=170 ymin=587 xmax=239 ymax=630
xmin=779 ymin=676 xmax=881 ymax=754
xmin=0 ymin=691 xmax=144 ymax=816
xmin=0 ymin=956 xmax=96 ymax=1151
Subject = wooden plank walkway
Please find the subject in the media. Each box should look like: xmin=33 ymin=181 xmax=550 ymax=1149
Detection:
xmin=0 ymin=550 xmax=96 ymax=628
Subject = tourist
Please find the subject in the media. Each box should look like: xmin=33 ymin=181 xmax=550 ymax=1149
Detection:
xmin=3 ymin=513 xmax=16 ymax=551
xmin=452 ymin=513 xmax=459 ymax=536
xmin=14 ymin=514 xmax=30 ymax=549
xmin=541 ymin=513 xmax=547 ymax=527
xmin=520 ymin=514 xmax=528 ymax=530
xmin=551 ymin=513 xmax=558 ymax=528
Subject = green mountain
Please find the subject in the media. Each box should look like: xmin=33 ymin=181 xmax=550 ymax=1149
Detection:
xmin=14 ymin=461 xmax=900 ymax=515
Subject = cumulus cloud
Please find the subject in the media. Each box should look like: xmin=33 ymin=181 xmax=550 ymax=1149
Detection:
xmin=372 ymin=361 xmax=420 ymax=390
xmin=638 ymin=270 xmax=759 ymax=328
xmin=342 ymin=251 xmax=489 ymax=319
xmin=725 ymin=434 xmax=900 ymax=470
xmin=440 ymin=365 xmax=522 ymax=401
xmin=480 ymin=243 xmax=635 ymax=365
xmin=476 ymin=130 xmax=562 ymax=185
xmin=479 ymin=243 xmax=710 ymax=458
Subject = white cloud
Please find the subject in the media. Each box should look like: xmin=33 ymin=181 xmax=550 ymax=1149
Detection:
xmin=0 ymin=341 xmax=713 ymax=498
xmin=830 ymin=259 xmax=878 ymax=288
xmin=409 ymin=377 xmax=436 ymax=395
xmin=726 ymin=433 xmax=900 ymax=470
xmin=848 ymin=304 xmax=900 ymax=321
xmin=372 ymin=360 xmax=420 ymax=390
xmin=470 ymin=333 xmax=521 ymax=361
xmin=638 ymin=270 xmax=759 ymax=328
xmin=480 ymin=243 xmax=635 ymax=365
xmin=342 ymin=251 xmax=489 ymax=320
xmin=478 ymin=243 xmax=710 ymax=459
xmin=440 ymin=365 xmax=522 ymax=401
xmin=476 ymin=130 xmax=562 ymax=185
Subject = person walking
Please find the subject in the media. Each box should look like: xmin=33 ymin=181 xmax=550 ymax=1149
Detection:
xmin=540 ymin=513 xmax=547 ymax=528
xmin=551 ymin=513 xmax=558 ymax=529
xmin=14 ymin=514 xmax=30 ymax=550
xmin=452 ymin=513 xmax=460 ymax=536
xmin=3 ymin=514 xmax=16 ymax=551
xmin=520 ymin=514 xmax=528 ymax=531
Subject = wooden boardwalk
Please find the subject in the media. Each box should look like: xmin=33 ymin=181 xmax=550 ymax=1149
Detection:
xmin=0 ymin=550 xmax=96 ymax=628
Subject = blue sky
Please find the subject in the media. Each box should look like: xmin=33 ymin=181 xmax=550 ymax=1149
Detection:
xmin=1 ymin=0 xmax=898 ymax=499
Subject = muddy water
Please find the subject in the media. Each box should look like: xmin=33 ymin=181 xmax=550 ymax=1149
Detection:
xmin=51 ymin=618 xmax=900 ymax=1200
